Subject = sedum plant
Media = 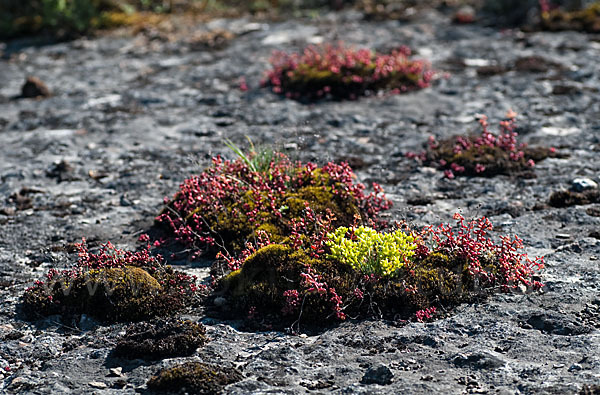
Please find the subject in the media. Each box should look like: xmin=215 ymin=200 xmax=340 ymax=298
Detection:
xmin=156 ymin=146 xmax=391 ymax=258
xmin=326 ymin=226 xmax=417 ymax=277
xmin=262 ymin=42 xmax=435 ymax=101
xmin=408 ymin=112 xmax=559 ymax=178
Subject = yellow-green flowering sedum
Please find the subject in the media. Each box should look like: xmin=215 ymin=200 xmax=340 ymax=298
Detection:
xmin=326 ymin=226 xmax=417 ymax=277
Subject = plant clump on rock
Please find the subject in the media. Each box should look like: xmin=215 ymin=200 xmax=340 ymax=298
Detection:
xmin=22 ymin=239 xmax=200 ymax=323
xmin=217 ymin=212 xmax=544 ymax=327
xmin=156 ymin=144 xmax=391 ymax=258
xmin=157 ymin=146 xmax=544 ymax=328
xmin=262 ymin=42 xmax=435 ymax=101
xmin=407 ymin=113 xmax=558 ymax=178
xmin=113 ymin=318 xmax=207 ymax=360
xmin=147 ymin=361 xmax=243 ymax=394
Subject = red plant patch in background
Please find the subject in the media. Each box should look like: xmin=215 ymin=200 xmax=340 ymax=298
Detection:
xmin=408 ymin=112 xmax=558 ymax=178
xmin=262 ymin=42 xmax=436 ymax=101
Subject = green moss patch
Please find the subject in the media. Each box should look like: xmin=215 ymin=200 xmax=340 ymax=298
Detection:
xmin=147 ymin=362 xmax=243 ymax=394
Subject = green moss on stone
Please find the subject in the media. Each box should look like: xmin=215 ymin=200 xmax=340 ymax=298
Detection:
xmin=147 ymin=362 xmax=243 ymax=394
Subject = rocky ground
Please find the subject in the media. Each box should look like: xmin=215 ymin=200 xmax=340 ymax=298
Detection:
xmin=0 ymin=6 xmax=599 ymax=394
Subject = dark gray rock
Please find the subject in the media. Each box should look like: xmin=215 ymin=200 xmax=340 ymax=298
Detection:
xmin=361 ymin=364 xmax=394 ymax=385
xmin=452 ymin=352 xmax=506 ymax=370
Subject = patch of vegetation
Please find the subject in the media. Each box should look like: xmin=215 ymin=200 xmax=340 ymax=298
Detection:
xmin=0 ymin=0 xmax=201 ymax=39
xmin=113 ymin=318 xmax=207 ymax=360
xmin=0 ymin=0 xmax=392 ymax=39
xmin=326 ymin=226 xmax=417 ymax=277
xmin=156 ymin=144 xmax=391 ymax=258
xmin=22 ymin=239 xmax=200 ymax=323
xmin=548 ymin=189 xmax=600 ymax=207
xmin=1 ymin=0 xmax=117 ymax=39
xmin=262 ymin=43 xmax=435 ymax=101
xmin=540 ymin=1 xmax=600 ymax=33
xmin=147 ymin=361 xmax=243 ymax=394
xmin=408 ymin=113 xmax=559 ymax=178
xmin=155 ymin=146 xmax=543 ymax=329
xmin=217 ymin=213 xmax=544 ymax=327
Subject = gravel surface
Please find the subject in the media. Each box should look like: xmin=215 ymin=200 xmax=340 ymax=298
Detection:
xmin=0 ymin=8 xmax=599 ymax=394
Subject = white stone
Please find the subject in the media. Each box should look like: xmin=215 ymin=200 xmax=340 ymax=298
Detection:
xmin=572 ymin=178 xmax=598 ymax=192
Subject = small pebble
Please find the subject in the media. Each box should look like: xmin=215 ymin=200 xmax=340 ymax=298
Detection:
xmin=89 ymin=381 xmax=107 ymax=389
xmin=571 ymin=178 xmax=598 ymax=192
xmin=21 ymin=76 xmax=51 ymax=98
xmin=108 ymin=367 xmax=123 ymax=377
xmin=454 ymin=6 xmax=475 ymax=23
xmin=555 ymin=233 xmax=571 ymax=239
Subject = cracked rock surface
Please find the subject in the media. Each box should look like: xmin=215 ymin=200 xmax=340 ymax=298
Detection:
xmin=0 ymin=8 xmax=599 ymax=394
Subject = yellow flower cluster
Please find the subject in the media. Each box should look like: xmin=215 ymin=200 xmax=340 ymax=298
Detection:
xmin=326 ymin=226 xmax=417 ymax=277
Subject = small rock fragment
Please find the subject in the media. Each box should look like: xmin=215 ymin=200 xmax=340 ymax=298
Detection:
xmin=46 ymin=160 xmax=74 ymax=182
xmin=113 ymin=378 xmax=127 ymax=389
xmin=361 ymin=364 xmax=393 ymax=385
xmin=453 ymin=6 xmax=475 ymax=24
xmin=572 ymin=178 xmax=598 ymax=192
xmin=108 ymin=367 xmax=123 ymax=377
xmin=88 ymin=381 xmax=107 ymax=389
xmin=555 ymin=233 xmax=571 ymax=240
xmin=21 ymin=77 xmax=51 ymax=98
